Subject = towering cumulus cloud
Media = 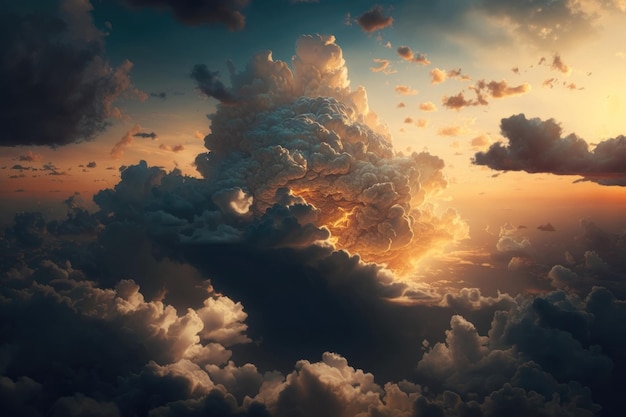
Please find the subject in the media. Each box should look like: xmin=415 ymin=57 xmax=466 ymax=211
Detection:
xmin=192 ymin=34 xmax=467 ymax=271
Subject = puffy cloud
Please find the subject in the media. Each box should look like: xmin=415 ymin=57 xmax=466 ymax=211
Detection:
xmin=356 ymin=5 xmax=393 ymax=33
xmin=120 ymin=0 xmax=249 ymax=30
xmin=397 ymin=46 xmax=430 ymax=65
xmin=419 ymin=101 xmax=437 ymax=112
xmin=473 ymin=114 xmax=626 ymax=185
xmin=430 ymin=67 xmax=468 ymax=84
xmin=0 ymin=0 xmax=141 ymax=147
xmin=188 ymin=34 xmax=467 ymax=270
xmin=395 ymin=84 xmax=418 ymax=95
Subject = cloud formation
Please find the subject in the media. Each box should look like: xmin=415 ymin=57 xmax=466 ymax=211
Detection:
xmin=442 ymin=79 xmax=531 ymax=110
xmin=189 ymin=34 xmax=467 ymax=270
xmin=397 ymin=46 xmax=430 ymax=65
xmin=0 ymin=0 xmax=142 ymax=147
xmin=355 ymin=5 xmax=393 ymax=33
xmin=120 ymin=0 xmax=249 ymax=30
xmin=473 ymin=114 xmax=626 ymax=185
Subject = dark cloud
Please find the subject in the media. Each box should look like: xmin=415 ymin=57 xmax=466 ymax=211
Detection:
xmin=190 ymin=64 xmax=236 ymax=103
xmin=0 ymin=0 xmax=140 ymax=147
xmin=18 ymin=151 xmax=42 ymax=162
xmin=473 ymin=114 xmax=626 ymax=185
xmin=356 ymin=5 xmax=393 ymax=33
xmin=86 ymin=161 xmax=97 ymax=168
xmin=150 ymin=91 xmax=167 ymax=99
xmin=133 ymin=131 xmax=158 ymax=139
xmin=537 ymin=222 xmax=556 ymax=232
xmin=120 ymin=0 xmax=249 ymax=30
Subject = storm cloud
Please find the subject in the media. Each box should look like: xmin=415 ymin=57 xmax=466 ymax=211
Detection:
xmin=0 ymin=0 xmax=141 ymax=147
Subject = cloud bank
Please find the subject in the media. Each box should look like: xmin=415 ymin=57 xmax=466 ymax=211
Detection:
xmin=473 ymin=114 xmax=626 ymax=185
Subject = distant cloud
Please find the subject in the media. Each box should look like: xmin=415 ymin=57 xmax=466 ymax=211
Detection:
xmin=397 ymin=102 xmax=406 ymax=108
xmin=470 ymin=134 xmax=491 ymax=149
xmin=133 ymin=131 xmax=158 ymax=140
xmin=87 ymin=161 xmax=97 ymax=168
xmin=150 ymin=91 xmax=167 ymax=99
xmin=395 ymin=85 xmax=418 ymax=96
xmin=442 ymin=80 xmax=531 ymax=110
xmin=419 ymin=101 xmax=437 ymax=112
xmin=370 ymin=58 xmax=396 ymax=74
xmin=356 ymin=5 xmax=393 ymax=32
xmin=18 ymin=151 xmax=42 ymax=162
xmin=159 ymin=143 xmax=185 ymax=152
xmin=111 ymin=124 xmax=141 ymax=159
xmin=551 ymin=54 xmax=572 ymax=75
xmin=0 ymin=1 xmax=141 ymax=147
xmin=416 ymin=118 xmax=429 ymax=128
xmin=397 ymin=46 xmax=430 ymax=65
xmin=120 ymin=0 xmax=249 ymax=30
xmin=473 ymin=114 xmax=626 ymax=186
xmin=538 ymin=222 xmax=556 ymax=232
xmin=438 ymin=125 xmax=468 ymax=137
xmin=430 ymin=67 xmax=468 ymax=84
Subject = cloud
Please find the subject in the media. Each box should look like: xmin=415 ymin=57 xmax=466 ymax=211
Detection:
xmin=159 ymin=143 xmax=185 ymax=152
xmin=355 ymin=5 xmax=393 ymax=33
xmin=395 ymin=84 xmax=418 ymax=96
xmin=190 ymin=65 xmax=236 ymax=103
xmin=133 ymin=131 xmax=158 ymax=139
xmin=551 ymin=53 xmax=572 ymax=75
xmin=120 ymin=0 xmax=249 ymax=30
xmin=369 ymin=58 xmax=395 ymax=74
xmin=442 ymin=80 xmax=530 ymax=110
xmin=151 ymin=92 xmax=167 ymax=99
xmin=430 ymin=67 xmax=468 ymax=84
xmin=0 ymin=0 xmax=141 ymax=147
xmin=537 ymin=222 xmax=556 ymax=232
xmin=397 ymin=46 xmax=430 ymax=65
xmin=473 ymin=114 xmax=626 ymax=185
xmin=111 ymin=124 xmax=141 ymax=159
xmin=86 ymin=161 xmax=97 ymax=168
xmin=18 ymin=151 xmax=42 ymax=162
xmin=470 ymin=134 xmax=491 ymax=149
xmin=419 ymin=101 xmax=437 ymax=112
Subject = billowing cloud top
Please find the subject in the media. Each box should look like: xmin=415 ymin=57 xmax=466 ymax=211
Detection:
xmin=191 ymin=34 xmax=468 ymax=270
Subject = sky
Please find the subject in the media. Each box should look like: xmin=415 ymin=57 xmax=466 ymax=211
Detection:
xmin=1 ymin=0 xmax=626 ymax=416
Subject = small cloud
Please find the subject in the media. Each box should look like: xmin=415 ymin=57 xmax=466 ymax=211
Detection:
xmin=397 ymin=102 xmax=406 ymax=108
xmin=419 ymin=101 xmax=437 ymax=112
xmin=470 ymin=134 xmax=491 ymax=149
xmin=395 ymin=85 xmax=418 ymax=96
xmin=18 ymin=151 xmax=42 ymax=162
xmin=159 ymin=143 xmax=185 ymax=153
xmin=404 ymin=117 xmax=414 ymax=124
xmin=397 ymin=46 xmax=430 ymax=65
xmin=537 ymin=222 xmax=556 ymax=232
xmin=150 ymin=92 xmax=167 ymax=99
xmin=86 ymin=161 xmax=97 ymax=168
xmin=438 ymin=125 xmax=467 ymax=137
xmin=370 ymin=58 xmax=396 ymax=74
xmin=111 ymin=124 xmax=140 ymax=159
xmin=416 ymin=118 xmax=429 ymax=128
xmin=11 ymin=164 xmax=30 ymax=170
xmin=356 ymin=5 xmax=393 ymax=33
xmin=551 ymin=54 xmax=572 ymax=75
xmin=133 ymin=131 xmax=158 ymax=139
